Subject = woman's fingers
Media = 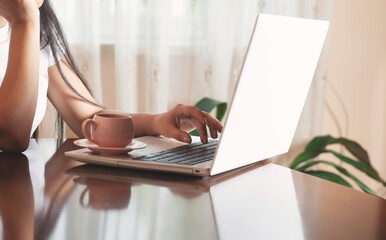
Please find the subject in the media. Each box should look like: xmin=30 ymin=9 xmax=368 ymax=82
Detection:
xmin=171 ymin=104 xmax=224 ymax=144
xmin=212 ymin=115 xmax=223 ymax=133
xmin=166 ymin=127 xmax=192 ymax=144
xmin=202 ymin=112 xmax=218 ymax=139
xmin=192 ymin=118 xmax=208 ymax=143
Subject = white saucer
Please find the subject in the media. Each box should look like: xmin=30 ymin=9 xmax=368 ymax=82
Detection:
xmin=74 ymin=139 xmax=147 ymax=155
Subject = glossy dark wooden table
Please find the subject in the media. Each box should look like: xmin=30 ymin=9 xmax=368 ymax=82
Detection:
xmin=0 ymin=139 xmax=385 ymax=240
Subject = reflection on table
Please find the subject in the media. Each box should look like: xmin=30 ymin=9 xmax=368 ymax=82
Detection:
xmin=0 ymin=139 xmax=385 ymax=240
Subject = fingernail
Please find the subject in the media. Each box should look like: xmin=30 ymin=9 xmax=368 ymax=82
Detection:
xmin=183 ymin=137 xmax=190 ymax=143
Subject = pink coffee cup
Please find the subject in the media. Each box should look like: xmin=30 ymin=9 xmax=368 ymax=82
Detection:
xmin=81 ymin=113 xmax=134 ymax=148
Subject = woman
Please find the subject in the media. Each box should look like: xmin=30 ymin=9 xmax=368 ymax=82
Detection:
xmin=0 ymin=0 xmax=222 ymax=152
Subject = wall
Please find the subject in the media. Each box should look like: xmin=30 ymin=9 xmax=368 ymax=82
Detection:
xmin=324 ymin=0 xmax=386 ymax=195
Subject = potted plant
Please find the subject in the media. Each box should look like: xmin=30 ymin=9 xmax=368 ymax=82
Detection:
xmin=290 ymin=135 xmax=386 ymax=196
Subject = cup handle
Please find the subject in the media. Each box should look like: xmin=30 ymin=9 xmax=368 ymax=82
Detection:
xmin=82 ymin=119 xmax=97 ymax=142
xmin=79 ymin=187 xmax=91 ymax=208
xmin=128 ymin=116 xmax=134 ymax=134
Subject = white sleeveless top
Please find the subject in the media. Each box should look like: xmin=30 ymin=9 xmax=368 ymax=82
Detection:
xmin=0 ymin=24 xmax=56 ymax=137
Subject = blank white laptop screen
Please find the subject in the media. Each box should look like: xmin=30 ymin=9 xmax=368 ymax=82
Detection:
xmin=210 ymin=14 xmax=329 ymax=175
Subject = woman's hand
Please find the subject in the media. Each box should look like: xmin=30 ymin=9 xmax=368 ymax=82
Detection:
xmin=152 ymin=104 xmax=223 ymax=144
xmin=0 ymin=0 xmax=40 ymax=26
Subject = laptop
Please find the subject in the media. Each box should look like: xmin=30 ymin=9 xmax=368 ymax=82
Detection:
xmin=65 ymin=14 xmax=329 ymax=176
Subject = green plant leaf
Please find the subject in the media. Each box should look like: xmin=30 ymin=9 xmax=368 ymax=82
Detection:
xmin=290 ymin=135 xmax=385 ymax=194
xmin=295 ymin=160 xmax=322 ymax=171
xmin=329 ymin=137 xmax=371 ymax=166
xmin=303 ymin=135 xmax=371 ymax=166
xmin=289 ymin=150 xmax=322 ymax=169
xmin=289 ymin=135 xmax=333 ymax=168
xmin=296 ymin=160 xmax=377 ymax=195
xmin=194 ymin=97 xmax=227 ymax=121
xmin=348 ymin=175 xmax=377 ymax=195
xmin=189 ymin=97 xmax=227 ymax=137
xmin=328 ymin=150 xmax=386 ymax=186
xmin=303 ymin=170 xmax=353 ymax=188
xmin=189 ymin=129 xmax=199 ymax=137
xmin=215 ymin=102 xmax=227 ymax=123
xmin=305 ymin=135 xmax=333 ymax=151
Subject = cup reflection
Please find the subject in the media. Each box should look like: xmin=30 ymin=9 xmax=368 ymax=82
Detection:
xmin=74 ymin=177 xmax=132 ymax=210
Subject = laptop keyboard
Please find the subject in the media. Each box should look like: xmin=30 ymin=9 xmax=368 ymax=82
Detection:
xmin=134 ymin=139 xmax=218 ymax=165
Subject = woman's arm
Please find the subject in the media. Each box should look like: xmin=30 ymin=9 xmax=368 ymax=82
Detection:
xmin=0 ymin=1 xmax=40 ymax=151
xmin=49 ymin=58 xmax=222 ymax=143
xmin=47 ymin=59 xmax=104 ymax=136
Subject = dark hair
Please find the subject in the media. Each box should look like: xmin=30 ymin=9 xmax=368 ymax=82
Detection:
xmin=34 ymin=0 xmax=103 ymax=139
